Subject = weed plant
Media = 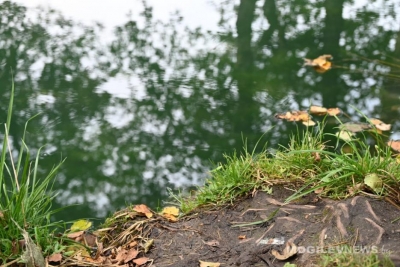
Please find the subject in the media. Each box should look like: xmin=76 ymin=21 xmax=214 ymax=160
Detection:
xmin=0 ymin=82 xmax=65 ymax=263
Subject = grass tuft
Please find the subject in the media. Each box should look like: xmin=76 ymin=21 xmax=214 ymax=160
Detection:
xmin=0 ymin=80 xmax=66 ymax=263
xmin=171 ymin=122 xmax=400 ymax=214
xmin=316 ymin=245 xmax=394 ymax=267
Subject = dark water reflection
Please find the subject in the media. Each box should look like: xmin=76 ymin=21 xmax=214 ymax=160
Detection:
xmin=1 ymin=0 xmax=400 ymax=222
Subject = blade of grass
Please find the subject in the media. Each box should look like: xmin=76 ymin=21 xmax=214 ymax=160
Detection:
xmin=0 ymin=77 xmax=14 ymax=198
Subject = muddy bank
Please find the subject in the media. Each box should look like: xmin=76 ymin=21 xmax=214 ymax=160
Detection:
xmin=146 ymin=186 xmax=400 ymax=267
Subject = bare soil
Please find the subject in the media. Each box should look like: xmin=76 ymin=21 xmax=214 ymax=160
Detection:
xmin=146 ymin=186 xmax=400 ymax=267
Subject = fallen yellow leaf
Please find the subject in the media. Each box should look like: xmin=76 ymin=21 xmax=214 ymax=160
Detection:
xmin=162 ymin=213 xmax=178 ymax=222
xmin=70 ymin=220 xmax=92 ymax=232
xmin=162 ymin=206 xmax=179 ymax=216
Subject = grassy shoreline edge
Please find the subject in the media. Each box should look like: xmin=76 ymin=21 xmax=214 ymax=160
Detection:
xmin=1 ymin=85 xmax=399 ymax=266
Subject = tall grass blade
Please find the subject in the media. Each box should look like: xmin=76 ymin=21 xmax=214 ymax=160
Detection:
xmin=0 ymin=78 xmax=14 ymax=197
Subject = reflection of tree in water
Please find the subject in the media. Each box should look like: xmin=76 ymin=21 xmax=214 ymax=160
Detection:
xmin=0 ymin=1 xmax=114 ymax=219
xmin=2 ymin=0 xmax=400 ymax=220
xmin=109 ymin=0 xmax=400 ymax=208
xmin=215 ymin=0 xmax=400 ymax=134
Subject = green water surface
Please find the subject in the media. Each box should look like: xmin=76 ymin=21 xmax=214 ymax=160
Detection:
xmin=1 ymin=0 xmax=399 ymax=222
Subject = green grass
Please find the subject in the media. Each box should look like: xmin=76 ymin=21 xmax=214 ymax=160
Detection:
xmin=0 ymin=81 xmax=66 ymax=264
xmin=316 ymin=245 xmax=394 ymax=267
xmin=170 ymin=123 xmax=400 ymax=214
xmin=169 ymin=129 xmax=324 ymax=213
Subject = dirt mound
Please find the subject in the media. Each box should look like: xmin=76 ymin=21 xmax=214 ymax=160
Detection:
xmin=147 ymin=186 xmax=400 ymax=267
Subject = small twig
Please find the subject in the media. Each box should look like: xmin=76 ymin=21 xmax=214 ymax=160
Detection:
xmin=352 ymin=228 xmax=359 ymax=247
xmin=256 ymin=223 xmax=275 ymax=244
xmin=0 ymin=258 xmax=19 ymax=267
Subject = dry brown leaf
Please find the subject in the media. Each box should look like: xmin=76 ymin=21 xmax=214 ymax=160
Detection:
xmin=309 ymin=105 xmax=327 ymax=115
xmin=275 ymin=111 xmax=292 ymax=120
xmin=271 ymin=241 xmax=298 ymax=260
xmin=370 ymin=118 xmax=391 ymax=131
xmin=47 ymin=253 xmax=62 ymax=263
xmin=326 ymin=108 xmax=341 ymax=116
xmin=124 ymin=248 xmax=139 ymax=263
xmin=128 ymin=241 xmax=138 ymax=248
xmin=83 ymin=255 xmax=108 ymax=264
xmin=133 ymin=204 xmax=153 ymax=218
xmin=309 ymin=106 xmax=340 ymax=116
xmin=115 ymin=248 xmax=128 ymax=264
xmin=82 ymin=232 xmax=97 ymax=247
xmin=275 ymin=110 xmax=310 ymax=122
xmin=388 ymin=140 xmax=400 ymax=152
xmin=132 ymin=257 xmax=149 ymax=265
xmin=296 ymin=111 xmax=311 ymax=121
xmin=238 ymin=235 xmax=246 ymax=239
xmin=199 ymin=260 xmax=221 ymax=267
xmin=83 ymin=255 xmax=107 ymax=264
xmin=67 ymin=230 xmax=85 ymax=239
xmin=67 ymin=231 xmax=98 ymax=248
xmin=370 ymin=118 xmax=384 ymax=125
xmin=303 ymin=55 xmax=332 ymax=73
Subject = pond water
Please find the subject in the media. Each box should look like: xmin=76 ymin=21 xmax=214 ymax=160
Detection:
xmin=1 ymin=0 xmax=400 ymax=222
